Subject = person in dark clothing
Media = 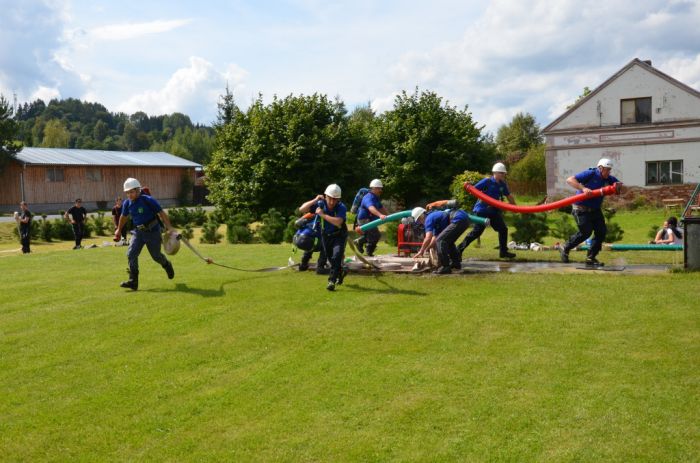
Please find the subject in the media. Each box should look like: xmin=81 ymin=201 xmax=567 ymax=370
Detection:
xmin=559 ymin=158 xmax=621 ymax=267
xmin=114 ymin=178 xmax=176 ymax=291
xmin=17 ymin=201 xmax=32 ymax=254
xmin=65 ymin=199 xmax=87 ymax=249
xmin=458 ymin=162 xmax=517 ymax=259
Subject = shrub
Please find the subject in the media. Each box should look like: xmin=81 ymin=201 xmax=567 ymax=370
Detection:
xmin=509 ymin=212 xmax=549 ymax=244
xmin=647 ymin=224 xmax=659 ymax=241
xmin=91 ymin=212 xmax=109 ymax=236
xmin=283 ymin=215 xmax=298 ymax=243
xmin=628 ymin=195 xmax=649 ymax=211
xmin=549 ymin=212 xmax=577 ymax=241
xmin=52 ymin=218 xmax=75 ymax=241
xmin=604 ymin=208 xmax=624 ymax=243
xmin=200 ymin=217 xmax=222 ymax=244
xmin=192 ymin=205 xmax=207 ymax=226
xmin=40 ymin=215 xmax=52 ymax=242
xmin=384 ymin=221 xmax=399 ymax=246
xmin=258 ymin=208 xmax=286 ymax=244
xmin=226 ymin=211 xmax=254 ymax=244
xmin=450 ymin=170 xmax=488 ymax=212
xmin=179 ymin=224 xmax=194 ymax=240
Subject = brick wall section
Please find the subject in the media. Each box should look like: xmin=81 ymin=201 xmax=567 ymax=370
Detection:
xmin=606 ymin=183 xmax=699 ymax=208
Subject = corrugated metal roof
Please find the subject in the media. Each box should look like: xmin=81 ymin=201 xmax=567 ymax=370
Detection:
xmin=16 ymin=148 xmax=201 ymax=168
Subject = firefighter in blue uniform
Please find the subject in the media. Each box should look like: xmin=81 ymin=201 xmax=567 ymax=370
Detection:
xmin=458 ymin=162 xmax=517 ymax=259
xmin=412 ymin=206 xmax=470 ymax=274
xmin=299 ymin=184 xmax=347 ymax=291
xmin=560 ymin=158 xmax=621 ymax=267
xmin=114 ymin=178 xmax=176 ymax=290
xmin=353 ymin=178 xmax=388 ymax=256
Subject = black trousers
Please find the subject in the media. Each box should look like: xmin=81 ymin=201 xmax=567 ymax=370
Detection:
xmin=72 ymin=222 xmax=84 ymax=246
xmin=321 ymin=233 xmax=347 ymax=283
xmin=20 ymin=227 xmax=31 ymax=253
xmin=436 ymin=219 xmax=470 ymax=268
xmin=458 ymin=211 xmax=508 ymax=253
xmin=301 ymin=240 xmax=327 ymax=268
xmin=356 ymin=218 xmax=380 ymax=255
xmin=564 ymin=208 xmax=606 ymax=259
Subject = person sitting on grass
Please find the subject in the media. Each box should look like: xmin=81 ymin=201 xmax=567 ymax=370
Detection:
xmin=651 ymin=216 xmax=683 ymax=245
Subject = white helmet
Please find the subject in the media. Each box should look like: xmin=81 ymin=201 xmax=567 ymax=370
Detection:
xmin=123 ymin=177 xmax=141 ymax=191
xmin=163 ymin=231 xmax=181 ymax=255
xmin=492 ymin=162 xmax=507 ymax=173
xmin=597 ymin=158 xmax=613 ymax=168
xmin=411 ymin=207 xmax=426 ymax=221
xmin=369 ymin=179 xmax=383 ymax=188
xmin=324 ymin=184 xmax=342 ymax=198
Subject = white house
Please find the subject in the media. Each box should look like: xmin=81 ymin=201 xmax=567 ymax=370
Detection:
xmin=543 ymin=58 xmax=700 ymax=199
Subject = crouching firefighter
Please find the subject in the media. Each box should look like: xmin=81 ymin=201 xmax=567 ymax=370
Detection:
xmin=412 ymin=206 xmax=470 ymax=275
xmin=293 ymin=211 xmax=328 ymax=273
xmin=299 ymin=184 xmax=348 ymax=291
xmin=114 ymin=178 xmax=176 ymax=290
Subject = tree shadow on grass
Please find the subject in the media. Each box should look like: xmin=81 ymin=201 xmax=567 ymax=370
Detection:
xmin=341 ymin=276 xmax=427 ymax=296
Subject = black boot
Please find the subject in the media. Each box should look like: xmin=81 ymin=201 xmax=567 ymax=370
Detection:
xmin=299 ymin=255 xmax=310 ymax=271
xmin=163 ymin=260 xmax=175 ymax=279
xmin=500 ymin=251 xmax=516 ymax=259
xmin=337 ymin=266 xmax=348 ymax=285
xmin=120 ymin=271 xmax=139 ymax=291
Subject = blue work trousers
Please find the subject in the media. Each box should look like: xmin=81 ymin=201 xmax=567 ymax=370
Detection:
xmin=127 ymin=226 xmax=169 ymax=276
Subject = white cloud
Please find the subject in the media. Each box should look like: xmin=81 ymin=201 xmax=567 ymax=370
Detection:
xmin=90 ymin=19 xmax=192 ymax=41
xmin=117 ymin=56 xmax=248 ymax=123
xmin=376 ymin=0 xmax=700 ymax=133
xmin=30 ymin=85 xmax=61 ymax=102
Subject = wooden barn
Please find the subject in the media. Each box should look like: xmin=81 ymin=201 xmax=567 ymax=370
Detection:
xmin=0 ymin=148 xmax=201 ymax=213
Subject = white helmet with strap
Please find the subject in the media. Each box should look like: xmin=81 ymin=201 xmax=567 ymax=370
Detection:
xmin=123 ymin=177 xmax=141 ymax=191
xmin=411 ymin=207 xmax=426 ymax=221
xmin=324 ymin=184 xmax=342 ymax=198
xmin=369 ymin=179 xmax=383 ymax=188
xmin=597 ymin=158 xmax=613 ymax=168
xmin=492 ymin=162 xmax=507 ymax=173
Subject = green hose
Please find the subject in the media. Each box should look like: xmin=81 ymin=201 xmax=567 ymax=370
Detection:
xmin=579 ymin=244 xmax=683 ymax=251
xmin=358 ymin=210 xmax=488 ymax=232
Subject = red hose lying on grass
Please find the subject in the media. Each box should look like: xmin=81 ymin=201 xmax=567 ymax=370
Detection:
xmin=463 ymin=182 xmax=621 ymax=213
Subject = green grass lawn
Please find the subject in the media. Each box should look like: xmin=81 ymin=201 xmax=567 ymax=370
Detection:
xmin=1 ymin=208 xmax=698 ymax=461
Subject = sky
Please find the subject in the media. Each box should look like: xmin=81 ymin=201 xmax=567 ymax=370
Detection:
xmin=1 ymin=0 xmax=700 ymax=134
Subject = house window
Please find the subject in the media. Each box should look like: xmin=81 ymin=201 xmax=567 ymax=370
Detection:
xmin=46 ymin=167 xmax=64 ymax=182
xmin=646 ymin=160 xmax=683 ymax=185
xmin=621 ymin=97 xmax=651 ymax=124
xmin=86 ymin=168 xmax=102 ymax=182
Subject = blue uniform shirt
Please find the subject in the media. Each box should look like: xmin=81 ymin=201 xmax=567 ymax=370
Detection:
xmin=357 ymin=192 xmax=383 ymax=220
xmin=121 ymin=194 xmax=162 ymax=226
xmin=573 ymin=168 xmax=620 ymax=209
xmin=318 ymin=200 xmax=347 ymax=234
xmin=473 ymin=177 xmax=510 ymax=214
xmin=424 ymin=210 xmax=450 ymax=235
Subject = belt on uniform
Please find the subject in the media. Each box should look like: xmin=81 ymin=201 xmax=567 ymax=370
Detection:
xmin=135 ymin=218 xmax=159 ymax=231
xmin=572 ymin=205 xmax=594 ymax=212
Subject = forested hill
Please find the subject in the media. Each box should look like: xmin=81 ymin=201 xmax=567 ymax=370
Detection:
xmin=13 ymin=98 xmax=214 ymax=165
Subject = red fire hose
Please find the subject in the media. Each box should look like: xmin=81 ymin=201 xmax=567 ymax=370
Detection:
xmin=463 ymin=182 xmax=621 ymax=213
